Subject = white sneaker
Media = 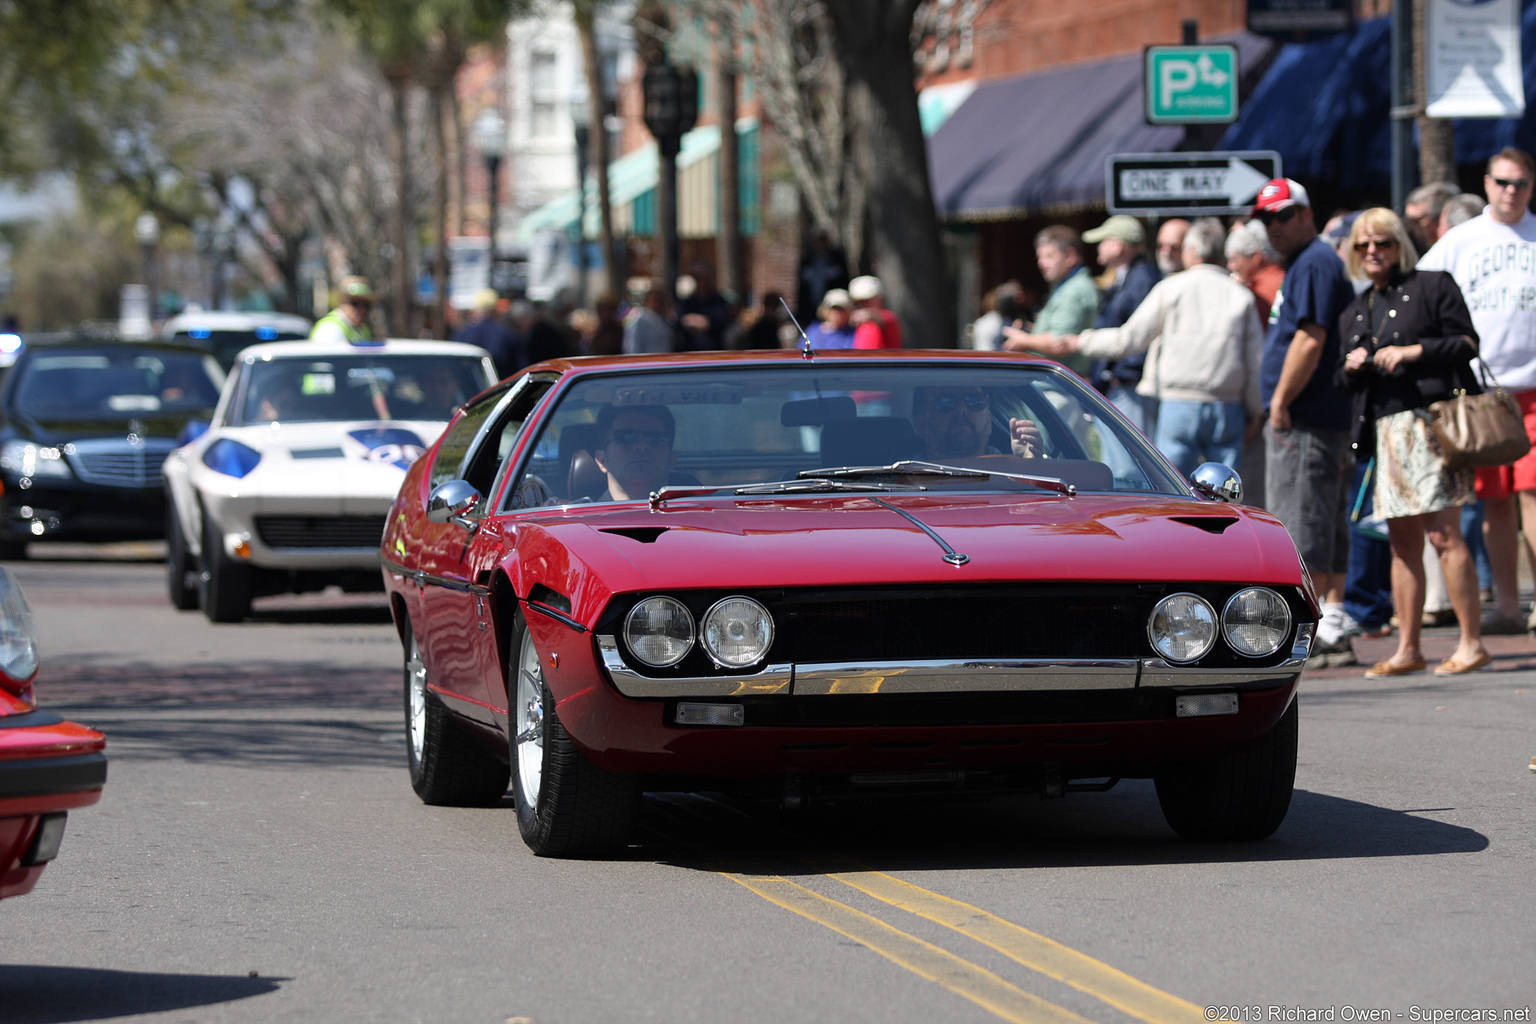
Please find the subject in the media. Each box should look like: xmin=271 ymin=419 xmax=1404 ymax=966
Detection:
xmin=1336 ymin=608 xmax=1363 ymax=638
xmin=1317 ymin=603 xmax=1347 ymax=646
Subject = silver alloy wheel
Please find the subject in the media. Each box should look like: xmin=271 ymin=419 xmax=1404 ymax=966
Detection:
xmin=407 ymin=632 xmax=428 ymax=765
xmin=515 ymin=628 xmax=544 ymax=805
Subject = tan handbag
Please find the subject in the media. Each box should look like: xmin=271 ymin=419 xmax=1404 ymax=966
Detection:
xmin=1427 ymin=357 xmax=1531 ymax=470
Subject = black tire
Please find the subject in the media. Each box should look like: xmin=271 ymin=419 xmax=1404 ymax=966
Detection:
xmin=1155 ymin=698 xmax=1298 ymax=842
xmin=200 ymin=513 xmax=251 ymax=623
xmin=509 ymin=612 xmax=637 ymax=857
xmin=404 ymin=626 xmax=509 ymax=806
xmin=165 ymin=500 xmax=199 ymax=611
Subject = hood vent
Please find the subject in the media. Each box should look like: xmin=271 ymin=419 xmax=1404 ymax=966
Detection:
xmin=601 ymin=526 xmax=668 ymax=544
xmin=1171 ymin=516 xmax=1239 ymax=535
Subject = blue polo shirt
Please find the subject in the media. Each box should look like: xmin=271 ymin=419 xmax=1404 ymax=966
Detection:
xmin=1260 ymin=236 xmax=1353 ymax=431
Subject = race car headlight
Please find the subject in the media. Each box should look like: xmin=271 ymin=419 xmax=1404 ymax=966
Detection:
xmin=0 ymin=441 xmax=72 ymax=479
xmin=202 ymin=439 xmax=262 ymax=478
xmin=1223 ymin=587 xmax=1293 ymax=658
xmin=0 ymin=568 xmax=40 ymax=693
xmin=701 ymin=596 xmax=774 ymax=669
xmin=624 ymin=596 xmax=695 ymax=668
xmin=1148 ymin=593 xmax=1217 ymax=664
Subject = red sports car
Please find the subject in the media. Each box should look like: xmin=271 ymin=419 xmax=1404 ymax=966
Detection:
xmin=0 ymin=567 xmax=106 ymax=899
xmin=380 ymin=351 xmax=1316 ymax=857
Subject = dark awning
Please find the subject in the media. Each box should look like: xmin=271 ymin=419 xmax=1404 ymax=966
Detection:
xmin=1218 ymin=18 xmax=1392 ymax=184
xmin=929 ymin=33 xmax=1273 ymax=221
xmin=1221 ymin=8 xmax=1536 ymax=188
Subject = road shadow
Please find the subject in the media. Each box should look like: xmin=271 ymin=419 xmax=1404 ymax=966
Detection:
xmin=51 ymin=710 xmax=406 ymax=769
xmin=0 ymin=964 xmax=284 ymax=1023
xmin=40 ymin=660 xmax=396 ymax=711
xmin=245 ymin=604 xmax=394 ymax=626
xmin=634 ymin=783 xmax=1489 ymax=874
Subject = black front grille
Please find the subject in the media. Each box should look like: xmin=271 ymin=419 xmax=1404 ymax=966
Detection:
xmin=253 ymin=515 xmax=386 ymax=549
xmin=773 ymin=587 xmax=1147 ymax=662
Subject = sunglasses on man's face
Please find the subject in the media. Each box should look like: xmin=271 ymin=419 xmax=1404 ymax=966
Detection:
xmin=1352 ymin=238 xmax=1399 ymax=252
xmin=929 ymin=393 xmax=988 ymax=414
xmin=1256 ymin=207 xmax=1299 ymax=226
xmin=1489 ymin=176 xmax=1532 ymax=192
xmin=606 ymin=429 xmax=672 ymax=447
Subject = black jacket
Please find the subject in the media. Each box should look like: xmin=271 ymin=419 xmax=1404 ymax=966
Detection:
xmin=1335 ymin=268 xmax=1480 ymax=458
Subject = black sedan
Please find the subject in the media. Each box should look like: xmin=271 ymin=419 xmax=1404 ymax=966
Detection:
xmin=0 ymin=339 xmax=224 ymax=558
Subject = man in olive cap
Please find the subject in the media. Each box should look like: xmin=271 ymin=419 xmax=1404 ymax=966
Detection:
xmin=310 ymin=276 xmax=375 ymax=344
xmin=1083 ymin=214 xmax=1160 ymax=434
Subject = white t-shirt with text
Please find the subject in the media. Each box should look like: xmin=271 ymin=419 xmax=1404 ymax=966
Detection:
xmin=1417 ymin=210 xmax=1536 ymax=391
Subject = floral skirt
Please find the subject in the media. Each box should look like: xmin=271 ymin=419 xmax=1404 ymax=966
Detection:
xmin=1374 ymin=408 xmax=1475 ymax=520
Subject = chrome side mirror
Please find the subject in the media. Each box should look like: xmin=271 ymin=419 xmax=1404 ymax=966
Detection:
xmin=426 ymin=479 xmax=481 ymax=529
xmin=1190 ymin=463 xmax=1242 ymax=503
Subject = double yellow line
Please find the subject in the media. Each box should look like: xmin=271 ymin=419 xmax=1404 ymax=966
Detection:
xmin=727 ymin=869 xmax=1207 ymax=1024
xmin=648 ymin=793 xmax=1207 ymax=1024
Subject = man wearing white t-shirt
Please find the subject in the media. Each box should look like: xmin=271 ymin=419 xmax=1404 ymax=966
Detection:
xmin=1418 ymin=147 xmax=1536 ymax=633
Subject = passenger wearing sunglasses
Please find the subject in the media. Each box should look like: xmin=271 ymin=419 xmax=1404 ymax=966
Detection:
xmin=1253 ymin=177 xmax=1358 ymax=664
xmin=1417 ymin=147 xmax=1536 ymax=637
xmin=591 ymin=404 xmax=676 ymax=501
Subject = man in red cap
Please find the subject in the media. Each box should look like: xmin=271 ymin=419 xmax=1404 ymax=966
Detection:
xmin=1254 ymin=177 xmax=1357 ymax=667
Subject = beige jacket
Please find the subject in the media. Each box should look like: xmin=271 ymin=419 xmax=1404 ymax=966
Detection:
xmin=1073 ymin=263 xmax=1263 ymax=418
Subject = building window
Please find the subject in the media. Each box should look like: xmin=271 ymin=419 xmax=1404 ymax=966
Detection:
xmin=530 ymin=100 xmax=558 ymax=138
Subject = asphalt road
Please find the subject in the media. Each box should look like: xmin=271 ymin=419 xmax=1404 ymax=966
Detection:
xmin=1 ymin=550 xmax=1533 ymax=1024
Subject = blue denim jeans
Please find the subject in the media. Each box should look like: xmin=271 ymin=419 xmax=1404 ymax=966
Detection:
xmin=1107 ymin=384 xmax=1158 ymax=439
xmin=1155 ymin=399 xmax=1245 ymax=477
xmin=1344 ymin=458 xmax=1393 ymax=629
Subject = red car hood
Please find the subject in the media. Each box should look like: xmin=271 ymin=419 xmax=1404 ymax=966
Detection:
xmin=512 ymin=493 xmax=1304 ymax=615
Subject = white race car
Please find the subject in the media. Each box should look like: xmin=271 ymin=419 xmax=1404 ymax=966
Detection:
xmin=163 ymin=338 xmax=497 ymax=621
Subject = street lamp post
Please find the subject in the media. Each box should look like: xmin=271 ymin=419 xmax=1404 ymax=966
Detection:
xmin=571 ymin=91 xmax=591 ymax=309
xmin=642 ymin=63 xmax=697 ymax=302
xmin=135 ymin=212 xmax=160 ymax=321
xmin=474 ymin=109 xmax=507 ymax=282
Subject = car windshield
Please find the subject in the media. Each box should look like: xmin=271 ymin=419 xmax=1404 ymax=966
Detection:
xmin=12 ymin=348 xmax=225 ymax=418
xmin=510 ymin=361 xmax=1187 ymax=507
xmin=231 ymin=354 xmax=491 ymax=426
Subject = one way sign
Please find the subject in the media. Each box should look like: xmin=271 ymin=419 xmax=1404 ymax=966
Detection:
xmin=1105 ymin=151 xmax=1282 ymax=217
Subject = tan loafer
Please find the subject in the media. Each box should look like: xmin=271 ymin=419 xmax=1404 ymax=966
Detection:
xmin=1433 ymin=650 xmax=1492 ymax=676
xmin=1364 ymin=656 xmax=1426 ymax=677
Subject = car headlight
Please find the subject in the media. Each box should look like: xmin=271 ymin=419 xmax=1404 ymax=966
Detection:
xmin=1148 ymin=593 xmax=1217 ymax=664
xmin=701 ymin=596 xmax=774 ymax=668
xmin=202 ymin=438 xmax=262 ymax=478
xmin=624 ymin=596 xmax=695 ymax=668
xmin=0 ymin=569 xmax=39 ymax=694
xmin=0 ymin=440 xmax=73 ymax=479
xmin=1222 ymin=588 xmax=1293 ymax=657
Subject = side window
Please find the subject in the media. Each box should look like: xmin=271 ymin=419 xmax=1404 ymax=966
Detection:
xmin=430 ymin=386 xmax=508 ymax=490
xmin=462 ymin=378 xmax=555 ymax=505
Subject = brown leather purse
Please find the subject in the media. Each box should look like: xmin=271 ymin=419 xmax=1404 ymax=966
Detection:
xmin=1427 ymin=357 xmax=1531 ymax=470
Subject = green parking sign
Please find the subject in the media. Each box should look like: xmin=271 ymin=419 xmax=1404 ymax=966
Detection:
xmin=1145 ymin=45 xmax=1239 ymax=124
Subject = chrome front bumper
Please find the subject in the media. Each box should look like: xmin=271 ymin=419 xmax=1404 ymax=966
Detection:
xmin=596 ymin=634 xmax=1309 ymax=699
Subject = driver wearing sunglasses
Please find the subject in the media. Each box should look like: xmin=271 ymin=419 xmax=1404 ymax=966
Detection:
xmin=592 ymin=404 xmax=676 ymax=501
xmin=912 ymin=386 xmax=1039 ymax=460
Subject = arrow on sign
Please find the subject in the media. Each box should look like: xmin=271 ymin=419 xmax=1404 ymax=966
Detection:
xmin=1118 ymin=157 xmax=1272 ymax=206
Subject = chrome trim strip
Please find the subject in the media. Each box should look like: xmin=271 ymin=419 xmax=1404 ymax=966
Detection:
xmin=597 ymin=635 xmax=792 ymax=697
xmin=380 ymin=555 xmax=490 ymax=597
xmin=793 ymin=659 xmax=1139 ymax=695
xmin=526 ymin=600 xmax=586 ymax=633
xmin=1139 ymin=658 xmax=1304 ymax=688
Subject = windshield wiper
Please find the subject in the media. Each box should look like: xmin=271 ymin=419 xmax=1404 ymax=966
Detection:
xmin=647 ymin=478 xmax=924 ymax=509
xmin=801 ymin=460 xmax=1076 ymax=496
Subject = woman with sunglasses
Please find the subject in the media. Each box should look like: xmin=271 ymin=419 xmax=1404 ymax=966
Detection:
xmin=1337 ymin=208 xmax=1489 ymax=677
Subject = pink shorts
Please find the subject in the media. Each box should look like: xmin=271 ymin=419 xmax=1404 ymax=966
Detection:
xmin=1473 ymin=387 xmax=1536 ymax=499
